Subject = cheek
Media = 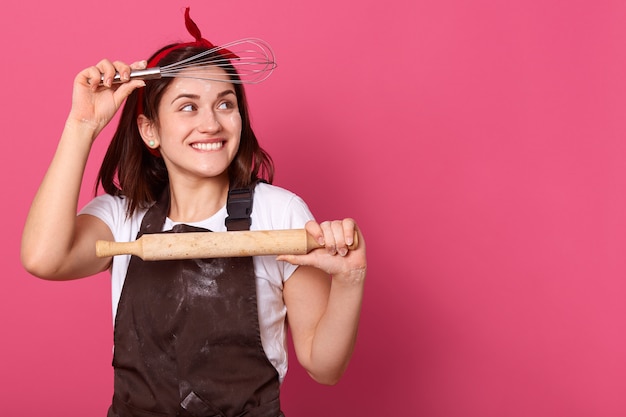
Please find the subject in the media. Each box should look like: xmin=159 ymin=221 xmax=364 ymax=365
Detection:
xmin=230 ymin=113 xmax=242 ymax=136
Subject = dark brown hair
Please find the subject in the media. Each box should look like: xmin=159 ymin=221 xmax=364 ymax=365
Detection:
xmin=96 ymin=44 xmax=274 ymax=217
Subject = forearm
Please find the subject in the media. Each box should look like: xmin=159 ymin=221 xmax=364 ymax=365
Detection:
xmin=306 ymin=269 xmax=366 ymax=385
xmin=21 ymin=119 xmax=97 ymax=277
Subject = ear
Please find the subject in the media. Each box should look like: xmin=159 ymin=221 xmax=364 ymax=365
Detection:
xmin=137 ymin=114 xmax=159 ymax=149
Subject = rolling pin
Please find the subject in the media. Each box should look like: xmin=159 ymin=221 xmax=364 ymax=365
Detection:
xmin=96 ymin=229 xmax=358 ymax=260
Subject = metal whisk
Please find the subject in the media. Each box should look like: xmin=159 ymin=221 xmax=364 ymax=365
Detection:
xmin=106 ymin=38 xmax=277 ymax=85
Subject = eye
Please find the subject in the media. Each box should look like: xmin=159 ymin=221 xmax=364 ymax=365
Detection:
xmin=217 ymin=100 xmax=236 ymax=110
xmin=180 ymin=103 xmax=196 ymax=112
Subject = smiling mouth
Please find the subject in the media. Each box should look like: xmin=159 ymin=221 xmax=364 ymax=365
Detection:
xmin=191 ymin=141 xmax=224 ymax=151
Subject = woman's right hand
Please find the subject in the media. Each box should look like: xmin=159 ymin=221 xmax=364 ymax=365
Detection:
xmin=67 ymin=59 xmax=147 ymax=138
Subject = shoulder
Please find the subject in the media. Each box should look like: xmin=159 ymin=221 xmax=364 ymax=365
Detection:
xmin=252 ymin=182 xmax=315 ymax=230
xmin=254 ymin=182 xmax=309 ymax=210
xmin=79 ymin=194 xmax=128 ymax=223
xmin=254 ymin=181 xmax=299 ymax=201
xmin=79 ymin=194 xmax=147 ymax=241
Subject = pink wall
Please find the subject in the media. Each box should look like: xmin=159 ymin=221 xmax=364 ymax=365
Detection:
xmin=3 ymin=0 xmax=626 ymax=415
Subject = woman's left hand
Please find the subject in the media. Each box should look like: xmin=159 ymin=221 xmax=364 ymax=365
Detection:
xmin=277 ymin=219 xmax=367 ymax=285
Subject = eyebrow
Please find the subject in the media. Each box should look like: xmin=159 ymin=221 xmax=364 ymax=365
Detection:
xmin=170 ymin=89 xmax=236 ymax=105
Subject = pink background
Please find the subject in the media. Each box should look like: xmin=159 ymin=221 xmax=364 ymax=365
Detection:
xmin=2 ymin=0 xmax=626 ymax=415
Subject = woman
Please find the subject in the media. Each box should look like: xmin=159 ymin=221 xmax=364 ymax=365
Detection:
xmin=21 ymin=8 xmax=366 ymax=417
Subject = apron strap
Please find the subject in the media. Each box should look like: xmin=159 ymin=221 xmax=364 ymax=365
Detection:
xmin=225 ymin=183 xmax=255 ymax=231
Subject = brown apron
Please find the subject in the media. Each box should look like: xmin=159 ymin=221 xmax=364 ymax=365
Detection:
xmin=107 ymin=187 xmax=282 ymax=417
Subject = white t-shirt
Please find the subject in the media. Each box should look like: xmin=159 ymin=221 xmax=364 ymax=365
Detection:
xmin=79 ymin=182 xmax=315 ymax=382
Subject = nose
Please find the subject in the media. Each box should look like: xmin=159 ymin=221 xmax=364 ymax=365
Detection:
xmin=198 ymin=110 xmax=221 ymax=133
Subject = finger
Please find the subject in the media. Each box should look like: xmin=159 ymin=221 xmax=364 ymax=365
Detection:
xmin=276 ymin=254 xmax=297 ymax=264
xmin=130 ymin=60 xmax=148 ymax=70
xmin=330 ymin=220 xmax=349 ymax=257
xmin=319 ymin=221 xmax=337 ymax=255
xmin=96 ymin=59 xmax=116 ymax=88
xmin=112 ymin=60 xmax=132 ymax=83
xmin=112 ymin=79 xmax=146 ymax=108
xmin=276 ymin=253 xmax=316 ymax=267
xmin=342 ymin=218 xmax=356 ymax=247
xmin=304 ymin=220 xmax=324 ymax=246
xmin=78 ymin=66 xmax=103 ymax=90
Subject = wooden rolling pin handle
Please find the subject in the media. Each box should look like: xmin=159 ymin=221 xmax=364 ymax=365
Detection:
xmin=96 ymin=240 xmax=142 ymax=258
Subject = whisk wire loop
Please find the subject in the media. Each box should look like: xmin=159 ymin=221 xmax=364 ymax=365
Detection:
xmin=105 ymin=38 xmax=276 ymax=85
xmin=145 ymin=37 xmax=276 ymax=85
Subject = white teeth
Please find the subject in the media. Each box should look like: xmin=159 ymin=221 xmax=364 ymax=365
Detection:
xmin=191 ymin=142 xmax=223 ymax=151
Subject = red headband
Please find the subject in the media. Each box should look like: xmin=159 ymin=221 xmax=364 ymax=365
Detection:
xmin=146 ymin=7 xmax=232 ymax=68
xmin=138 ymin=7 xmax=236 ymax=156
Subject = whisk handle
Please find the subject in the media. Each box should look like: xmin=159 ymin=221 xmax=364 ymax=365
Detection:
xmin=100 ymin=68 xmax=162 ymax=85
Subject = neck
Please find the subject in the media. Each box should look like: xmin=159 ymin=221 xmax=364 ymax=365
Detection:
xmin=167 ymin=174 xmax=230 ymax=222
